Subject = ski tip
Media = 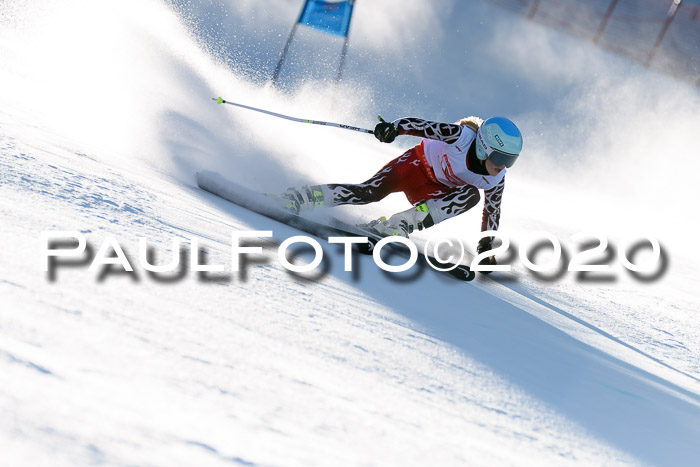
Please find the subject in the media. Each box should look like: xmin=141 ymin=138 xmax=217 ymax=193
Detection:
xmin=216 ymin=97 xmax=224 ymax=104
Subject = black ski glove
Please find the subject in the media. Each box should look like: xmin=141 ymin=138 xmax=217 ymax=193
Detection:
xmin=477 ymin=238 xmax=497 ymax=274
xmin=374 ymin=118 xmax=399 ymax=143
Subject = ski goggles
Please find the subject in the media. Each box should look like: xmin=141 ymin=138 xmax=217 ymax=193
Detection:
xmin=487 ymin=149 xmax=519 ymax=168
xmin=477 ymin=131 xmax=520 ymax=168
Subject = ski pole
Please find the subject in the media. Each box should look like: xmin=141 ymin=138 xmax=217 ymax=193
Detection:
xmin=213 ymin=97 xmax=374 ymax=135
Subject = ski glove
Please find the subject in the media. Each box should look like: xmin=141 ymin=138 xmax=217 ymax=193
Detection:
xmin=374 ymin=119 xmax=399 ymax=143
xmin=476 ymin=238 xmax=497 ymax=274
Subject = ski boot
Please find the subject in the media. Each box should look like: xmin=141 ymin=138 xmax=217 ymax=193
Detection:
xmin=272 ymin=185 xmax=326 ymax=215
xmin=365 ymin=202 xmax=434 ymax=238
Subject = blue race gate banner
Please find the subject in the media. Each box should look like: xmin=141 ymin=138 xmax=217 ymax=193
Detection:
xmin=297 ymin=0 xmax=355 ymax=37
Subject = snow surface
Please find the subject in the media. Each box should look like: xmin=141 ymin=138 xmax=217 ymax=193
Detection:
xmin=1 ymin=0 xmax=700 ymax=465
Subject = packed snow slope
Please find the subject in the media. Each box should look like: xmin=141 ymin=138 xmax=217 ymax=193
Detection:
xmin=2 ymin=0 xmax=700 ymax=466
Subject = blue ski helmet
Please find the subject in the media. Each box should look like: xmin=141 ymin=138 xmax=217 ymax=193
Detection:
xmin=475 ymin=117 xmax=523 ymax=168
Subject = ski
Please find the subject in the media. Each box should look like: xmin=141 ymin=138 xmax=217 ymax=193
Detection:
xmin=196 ymin=171 xmax=378 ymax=254
xmin=195 ymin=171 xmax=474 ymax=281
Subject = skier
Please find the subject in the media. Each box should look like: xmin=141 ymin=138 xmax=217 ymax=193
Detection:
xmin=278 ymin=115 xmax=523 ymax=266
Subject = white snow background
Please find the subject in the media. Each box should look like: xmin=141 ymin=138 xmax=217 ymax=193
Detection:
xmin=1 ymin=0 xmax=699 ymax=465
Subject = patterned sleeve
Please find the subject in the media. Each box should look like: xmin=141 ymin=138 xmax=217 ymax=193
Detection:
xmin=393 ymin=117 xmax=463 ymax=144
xmin=481 ymin=176 xmax=505 ymax=235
